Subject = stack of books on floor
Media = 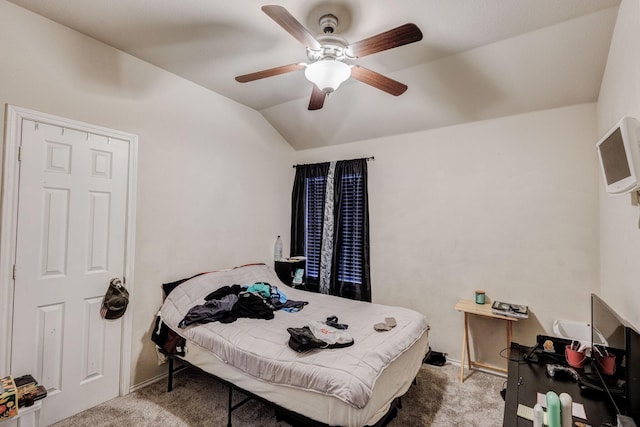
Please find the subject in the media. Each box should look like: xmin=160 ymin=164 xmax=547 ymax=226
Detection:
xmin=491 ymin=300 xmax=529 ymax=319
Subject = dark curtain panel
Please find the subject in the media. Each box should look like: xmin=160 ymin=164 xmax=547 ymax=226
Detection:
xmin=290 ymin=162 xmax=330 ymax=273
xmin=331 ymin=159 xmax=371 ymax=301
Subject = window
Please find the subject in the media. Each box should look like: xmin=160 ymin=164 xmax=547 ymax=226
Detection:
xmin=336 ymin=173 xmax=363 ymax=284
xmin=291 ymin=158 xmax=370 ymax=301
xmin=305 ymin=173 xmax=364 ymax=285
xmin=304 ymin=176 xmax=326 ymax=280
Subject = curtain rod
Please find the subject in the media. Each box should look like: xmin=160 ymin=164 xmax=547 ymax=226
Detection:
xmin=292 ymin=156 xmax=375 ymax=168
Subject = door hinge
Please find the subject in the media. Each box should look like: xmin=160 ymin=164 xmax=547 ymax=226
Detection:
xmin=18 ymin=146 xmax=22 ymax=162
xmin=12 ymin=264 xmax=16 ymax=280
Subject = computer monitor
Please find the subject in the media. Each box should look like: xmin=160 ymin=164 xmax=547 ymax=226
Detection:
xmin=591 ymin=293 xmax=640 ymax=424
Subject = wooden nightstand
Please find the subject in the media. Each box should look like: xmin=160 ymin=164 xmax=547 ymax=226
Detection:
xmin=454 ymin=299 xmax=519 ymax=382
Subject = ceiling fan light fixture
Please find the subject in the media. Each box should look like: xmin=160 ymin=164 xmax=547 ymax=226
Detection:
xmin=304 ymin=60 xmax=351 ymax=93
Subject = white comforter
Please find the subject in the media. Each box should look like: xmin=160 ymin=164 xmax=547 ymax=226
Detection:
xmin=160 ymin=264 xmax=429 ymax=409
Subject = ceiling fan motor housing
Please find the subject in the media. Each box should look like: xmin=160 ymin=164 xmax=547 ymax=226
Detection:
xmin=307 ymin=35 xmax=352 ymax=62
xmin=306 ymin=14 xmax=354 ymax=62
xmin=319 ymin=14 xmax=338 ymax=34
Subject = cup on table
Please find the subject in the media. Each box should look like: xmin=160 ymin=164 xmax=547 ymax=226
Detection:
xmin=565 ymin=345 xmax=586 ymax=368
xmin=596 ymin=353 xmax=616 ymax=375
xmin=475 ymin=290 xmax=485 ymax=305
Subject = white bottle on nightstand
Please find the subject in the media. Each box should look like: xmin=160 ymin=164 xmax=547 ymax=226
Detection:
xmin=274 ymin=235 xmax=283 ymax=261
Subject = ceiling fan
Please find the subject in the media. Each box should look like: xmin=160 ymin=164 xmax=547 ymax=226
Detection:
xmin=235 ymin=5 xmax=423 ymax=110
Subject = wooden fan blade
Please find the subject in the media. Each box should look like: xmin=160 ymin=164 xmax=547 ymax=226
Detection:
xmin=350 ymin=66 xmax=408 ymax=96
xmin=308 ymin=85 xmax=326 ymax=110
xmin=262 ymin=5 xmax=322 ymax=50
xmin=235 ymin=63 xmax=305 ymax=83
xmin=346 ymin=23 xmax=423 ymax=58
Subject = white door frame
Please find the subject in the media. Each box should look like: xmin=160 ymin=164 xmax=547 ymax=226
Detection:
xmin=0 ymin=105 xmax=138 ymax=396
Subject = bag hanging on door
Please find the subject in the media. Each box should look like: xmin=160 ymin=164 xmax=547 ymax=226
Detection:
xmin=100 ymin=278 xmax=129 ymax=320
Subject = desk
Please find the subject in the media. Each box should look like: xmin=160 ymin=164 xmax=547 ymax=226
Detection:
xmin=455 ymin=299 xmax=519 ymax=382
xmin=504 ymin=343 xmax=617 ymax=426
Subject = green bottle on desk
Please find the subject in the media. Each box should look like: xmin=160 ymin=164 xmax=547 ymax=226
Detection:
xmin=546 ymin=391 xmax=561 ymax=427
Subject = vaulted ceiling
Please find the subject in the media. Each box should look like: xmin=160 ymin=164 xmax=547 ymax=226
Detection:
xmin=8 ymin=0 xmax=621 ymax=150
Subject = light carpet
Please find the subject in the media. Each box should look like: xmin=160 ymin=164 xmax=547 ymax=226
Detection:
xmin=51 ymin=363 xmax=505 ymax=426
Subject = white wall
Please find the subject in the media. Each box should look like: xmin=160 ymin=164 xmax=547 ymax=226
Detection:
xmin=0 ymin=1 xmax=294 ymax=385
xmin=294 ymin=105 xmax=600 ymax=368
xmin=597 ymin=0 xmax=640 ymax=330
xmin=0 ymin=0 xmax=623 ymax=389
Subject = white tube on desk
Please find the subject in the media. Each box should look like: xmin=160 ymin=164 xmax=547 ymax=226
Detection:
xmin=559 ymin=393 xmax=573 ymax=427
xmin=533 ymin=404 xmax=544 ymax=427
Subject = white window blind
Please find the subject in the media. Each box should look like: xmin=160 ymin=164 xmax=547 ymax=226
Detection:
xmin=337 ymin=173 xmax=363 ymax=284
xmin=305 ymin=173 xmax=363 ymax=285
xmin=305 ymin=176 xmax=325 ymax=280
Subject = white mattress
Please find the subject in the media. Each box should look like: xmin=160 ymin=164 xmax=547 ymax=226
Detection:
xmin=181 ymin=328 xmax=429 ymax=427
xmin=160 ymin=264 xmax=430 ymax=426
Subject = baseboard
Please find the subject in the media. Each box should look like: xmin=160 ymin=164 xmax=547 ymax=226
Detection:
xmin=128 ymin=362 xmax=189 ymax=394
xmin=445 ymin=358 xmax=508 ymax=379
xmin=129 ymin=371 xmax=167 ymax=393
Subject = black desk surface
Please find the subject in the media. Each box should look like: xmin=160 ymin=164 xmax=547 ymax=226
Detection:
xmin=504 ymin=343 xmax=619 ymax=427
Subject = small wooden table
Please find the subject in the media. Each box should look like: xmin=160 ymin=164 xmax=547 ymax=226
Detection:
xmin=454 ymin=299 xmax=519 ymax=383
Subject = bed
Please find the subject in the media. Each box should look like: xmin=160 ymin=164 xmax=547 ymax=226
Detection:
xmin=157 ymin=263 xmax=429 ymax=427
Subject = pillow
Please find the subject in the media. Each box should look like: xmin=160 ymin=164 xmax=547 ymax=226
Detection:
xmin=161 ymin=263 xmax=267 ymax=297
xmin=162 ymin=272 xmax=206 ymax=297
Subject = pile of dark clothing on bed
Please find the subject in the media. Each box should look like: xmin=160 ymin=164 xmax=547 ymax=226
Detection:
xmin=178 ymin=282 xmax=308 ymax=328
xmin=153 ymin=282 xmax=308 ymax=356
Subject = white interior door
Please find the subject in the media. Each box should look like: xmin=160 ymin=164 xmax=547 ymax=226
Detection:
xmin=10 ymin=118 xmax=132 ymax=425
